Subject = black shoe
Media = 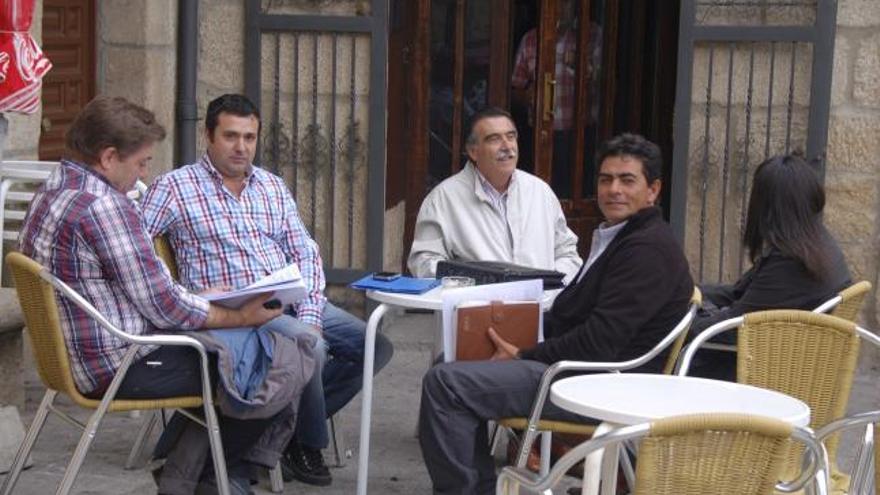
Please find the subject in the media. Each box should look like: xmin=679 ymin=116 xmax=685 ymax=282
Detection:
xmin=281 ymin=442 xmax=332 ymax=486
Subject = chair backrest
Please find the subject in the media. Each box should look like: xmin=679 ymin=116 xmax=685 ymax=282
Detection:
xmin=661 ymin=287 xmax=702 ymax=374
xmin=497 ymin=413 xmax=821 ymax=495
xmin=738 ymin=310 xmax=860 ymax=469
xmin=153 ymin=235 xmax=179 ymax=280
xmin=830 ymin=281 xmax=872 ymax=322
xmin=0 ymin=161 xmax=60 ymax=281
xmin=5 ymin=252 xmax=84 ymax=399
xmin=634 ymin=414 xmax=799 ymax=495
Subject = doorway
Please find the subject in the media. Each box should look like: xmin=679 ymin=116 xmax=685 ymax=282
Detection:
xmin=38 ymin=0 xmax=96 ymax=160
xmin=388 ymin=0 xmax=679 ymax=265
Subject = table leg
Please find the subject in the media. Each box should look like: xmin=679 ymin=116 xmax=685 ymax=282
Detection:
xmin=581 ymin=422 xmax=616 ymax=495
xmin=599 ymin=435 xmax=620 ymax=495
xmin=356 ymin=303 xmax=389 ymax=495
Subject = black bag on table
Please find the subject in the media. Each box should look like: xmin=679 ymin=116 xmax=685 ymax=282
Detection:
xmin=436 ymin=260 xmax=565 ymax=290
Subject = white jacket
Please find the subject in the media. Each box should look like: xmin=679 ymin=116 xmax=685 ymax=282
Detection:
xmin=408 ymin=162 xmax=582 ymax=282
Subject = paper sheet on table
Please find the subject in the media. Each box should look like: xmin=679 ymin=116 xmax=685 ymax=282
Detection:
xmin=441 ymin=279 xmax=544 ymax=362
xmin=203 ymin=263 xmax=307 ymax=309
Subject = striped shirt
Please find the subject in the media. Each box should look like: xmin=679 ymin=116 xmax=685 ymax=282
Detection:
xmin=511 ymin=28 xmax=577 ymax=130
xmin=19 ymin=160 xmax=210 ymax=394
xmin=141 ymin=154 xmax=326 ymax=328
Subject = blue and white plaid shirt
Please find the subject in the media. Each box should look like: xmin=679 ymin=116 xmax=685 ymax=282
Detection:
xmin=141 ymin=154 xmax=327 ymax=328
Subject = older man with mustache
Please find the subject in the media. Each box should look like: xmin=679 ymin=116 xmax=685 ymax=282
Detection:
xmin=407 ymin=107 xmax=582 ymax=282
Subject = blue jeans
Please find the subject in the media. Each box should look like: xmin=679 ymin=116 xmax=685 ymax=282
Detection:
xmin=281 ymin=302 xmax=394 ymax=449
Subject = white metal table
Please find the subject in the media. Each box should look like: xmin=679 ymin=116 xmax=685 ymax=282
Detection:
xmin=550 ymin=373 xmax=811 ymax=495
xmin=355 ymin=285 xmax=557 ymax=495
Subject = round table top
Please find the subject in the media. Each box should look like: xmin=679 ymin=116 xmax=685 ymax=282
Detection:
xmin=366 ymin=286 xmax=447 ymax=311
xmin=550 ymin=373 xmax=811 ymax=427
xmin=366 ymin=286 xmax=560 ymax=312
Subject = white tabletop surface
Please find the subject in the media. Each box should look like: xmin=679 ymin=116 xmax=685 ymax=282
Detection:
xmin=366 ymin=286 xmax=560 ymax=312
xmin=551 ymin=373 xmax=811 ymax=427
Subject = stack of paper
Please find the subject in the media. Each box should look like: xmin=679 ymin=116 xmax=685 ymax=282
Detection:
xmin=203 ymin=264 xmax=308 ymax=309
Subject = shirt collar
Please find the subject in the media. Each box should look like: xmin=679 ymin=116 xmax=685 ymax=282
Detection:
xmin=198 ymin=153 xmax=256 ymax=186
xmin=61 ymin=158 xmax=115 ymax=190
xmin=596 ymin=220 xmax=628 ymax=237
xmin=471 ymin=161 xmax=515 ymax=197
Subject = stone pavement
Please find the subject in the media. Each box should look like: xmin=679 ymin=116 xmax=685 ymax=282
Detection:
xmin=1 ymin=309 xmax=879 ymax=494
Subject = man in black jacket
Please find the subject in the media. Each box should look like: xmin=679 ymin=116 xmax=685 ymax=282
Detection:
xmin=418 ymin=133 xmax=694 ymax=495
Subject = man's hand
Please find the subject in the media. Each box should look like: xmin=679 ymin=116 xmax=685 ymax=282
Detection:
xmin=198 ymin=285 xmax=232 ymax=296
xmin=205 ymin=293 xmax=282 ymax=329
xmin=488 ymin=327 xmax=519 ymax=361
xmin=238 ymin=293 xmax=283 ymax=327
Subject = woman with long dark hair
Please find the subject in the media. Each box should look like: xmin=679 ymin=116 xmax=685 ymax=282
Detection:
xmin=691 ymin=153 xmax=851 ymax=379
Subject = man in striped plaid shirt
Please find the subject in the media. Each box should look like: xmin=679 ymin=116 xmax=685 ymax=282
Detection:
xmin=142 ymin=94 xmax=393 ymax=487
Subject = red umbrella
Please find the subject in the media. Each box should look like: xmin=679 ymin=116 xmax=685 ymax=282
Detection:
xmin=0 ymin=0 xmax=51 ymax=114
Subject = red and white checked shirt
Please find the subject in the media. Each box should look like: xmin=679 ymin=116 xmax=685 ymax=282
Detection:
xmin=141 ymin=155 xmax=327 ymax=329
xmin=19 ymin=160 xmax=210 ymax=394
xmin=511 ymin=28 xmax=577 ymax=131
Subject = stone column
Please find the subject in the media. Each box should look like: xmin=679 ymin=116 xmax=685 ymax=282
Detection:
xmin=0 ymin=113 xmax=28 ymax=474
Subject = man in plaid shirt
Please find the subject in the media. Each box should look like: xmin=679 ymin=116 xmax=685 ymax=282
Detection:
xmin=142 ymin=94 xmax=394 ymax=487
xmin=510 ymin=0 xmax=602 ymax=196
xmin=19 ymin=96 xmax=285 ymax=494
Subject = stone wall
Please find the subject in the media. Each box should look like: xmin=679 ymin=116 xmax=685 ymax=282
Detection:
xmin=97 ymin=0 xmax=178 ymax=180
xmin=825 ymin=0 xmax=880 ymax=328
xmin=682 ymin=0 xmax=880 ymax=328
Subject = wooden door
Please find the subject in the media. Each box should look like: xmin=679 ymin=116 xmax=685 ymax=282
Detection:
xmin=39 ymin=0 xmax=95 ymax=160
xmin=389 ymin=0 xmax=679 ymax=265
xmin=511 ymin=0 xmax=605 ymax=254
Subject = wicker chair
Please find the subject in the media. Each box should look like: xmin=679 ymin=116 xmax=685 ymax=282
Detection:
xmin=813 ymin=280 xmax=873 ymax=322
xmin=500 ymin=287 xmax=702 ymax=477
xmin=678 ymin=310 xmax=880 ymax=493
xmin=497 ymin=413 xmax=822 ymax=495
xmin=702 ymin=280 xmax=874 ymax=355
xmin=0 ymin=252 xmax=231 ymax=495
xmin=814 ymin=409 xmax=880 ymax=495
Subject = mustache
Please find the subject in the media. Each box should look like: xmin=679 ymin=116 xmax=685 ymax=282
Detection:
xmin=495 ymin=150 xmax=517 ymax=160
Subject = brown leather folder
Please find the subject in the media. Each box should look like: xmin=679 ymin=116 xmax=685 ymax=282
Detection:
xmin=455 ymin=300 xmax=540 ymax=361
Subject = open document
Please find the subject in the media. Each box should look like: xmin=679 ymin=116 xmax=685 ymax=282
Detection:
xmin=202 ymin=263 xmax=308 ymax=309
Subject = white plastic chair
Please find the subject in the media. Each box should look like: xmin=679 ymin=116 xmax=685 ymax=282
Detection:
xmin=0 ymin=161 xmax=59 ymax=281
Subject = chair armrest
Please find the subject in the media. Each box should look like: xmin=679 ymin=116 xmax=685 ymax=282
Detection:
xmin=675 ymin=316 xmax=743 ymax=376
xmin=38 ymin=266 xmax=206 ymax=346
xmin=812 ymin=295 xmax=842 ymax=315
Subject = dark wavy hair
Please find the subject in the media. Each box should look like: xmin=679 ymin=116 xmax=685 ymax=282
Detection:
xmin=205 ymin=93 xmax=261 ymax=137
xmin=597 ymin=133 xmax=662 ymax=183
xmin=744 ymin=153 xmax=830 ymax=280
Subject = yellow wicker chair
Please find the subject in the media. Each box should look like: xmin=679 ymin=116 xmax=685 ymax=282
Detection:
xmin=501 ymin=287 xmax=703 ymax=475
xmin=678 ymin=310 xmax=880 ymax=493
xmin=815 ymin=409 xmax=880 ymax=494
xmin=825 ymin=281 xmax=872 ymax=322
xmin=0 ymin=252 xmax=230 ymax=495
xmin=152 ymin=234 xmax=179 ymax=280
xmin=497 ymin=413 xmax=822 ymax=495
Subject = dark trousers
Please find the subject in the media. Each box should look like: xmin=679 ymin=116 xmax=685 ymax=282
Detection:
xmin=418 ymin=359 xmax=587 ymax=495
xmin=115 ymin=346 xmax=274 ymax=490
